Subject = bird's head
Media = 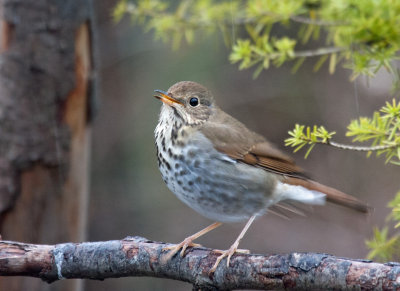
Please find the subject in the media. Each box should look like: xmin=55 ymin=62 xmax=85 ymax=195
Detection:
xmin=154 ymin=81 xmax=215 ymax=126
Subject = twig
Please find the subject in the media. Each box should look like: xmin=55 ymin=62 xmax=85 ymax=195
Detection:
xmin=289 ymin=15 xmax=349 ymax=26
xmin=1 ymin=237 xmax=400 ymax=290
xmin=123 ymin=6 xmax=348 ymax=27
xmin=328 ymin=140 xmax=398 ymax=151
xmin=293 ymin=46 xmax=347 ymax=58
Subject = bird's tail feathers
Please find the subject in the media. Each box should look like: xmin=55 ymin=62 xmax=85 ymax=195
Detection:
xmin=275 ymin=182 xmax=326 ymax=205
xmin=282 ymin=177 xmax=370 ymax=213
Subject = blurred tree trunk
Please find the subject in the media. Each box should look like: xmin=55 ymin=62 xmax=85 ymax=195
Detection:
xmin=0 ymin=0 xmax=95 ymax=290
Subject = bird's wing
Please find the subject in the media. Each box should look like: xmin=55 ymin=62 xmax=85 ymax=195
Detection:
xmin=200 ymin=110 xmax=369 ymax=213
xmin=200 ymin=110 xmax=307 ymax=178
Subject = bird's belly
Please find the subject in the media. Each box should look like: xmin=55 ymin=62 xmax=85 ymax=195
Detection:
xmin=158 ymin=142 xmax=277 ymax=223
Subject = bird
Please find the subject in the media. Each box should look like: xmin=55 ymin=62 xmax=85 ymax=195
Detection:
xmin=153 ymin=81 xmax=369 ymax=273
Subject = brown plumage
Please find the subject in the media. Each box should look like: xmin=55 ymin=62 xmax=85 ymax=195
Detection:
xmin=200 ymin=107 xmax=369 ymax=213
xmin=154 ymin=80 xmax=369 ymax=274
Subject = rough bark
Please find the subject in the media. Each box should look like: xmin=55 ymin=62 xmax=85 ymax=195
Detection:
xmin=0 ymin=0 xmax=94 ymax=290
xmin=0 ymin=236 xmax=399 ymax=290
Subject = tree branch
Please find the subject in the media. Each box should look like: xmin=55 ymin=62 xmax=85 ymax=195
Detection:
xmin=328 ymin=140 xmax=399 ymax=152
xmin=1 ymin=236 xmax=399 ymax=290
xmin=289 ymin=15 xmax=349 ymax=26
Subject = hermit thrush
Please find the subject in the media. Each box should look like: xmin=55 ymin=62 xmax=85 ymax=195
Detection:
xmin=153 ymin=81 xmax=368 ymax=273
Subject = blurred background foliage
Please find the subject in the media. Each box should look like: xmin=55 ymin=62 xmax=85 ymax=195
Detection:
xmin=114 ymin=0 xmax=400 ymax=81
xmin=90 ymin=0 xmax=399 ymax=289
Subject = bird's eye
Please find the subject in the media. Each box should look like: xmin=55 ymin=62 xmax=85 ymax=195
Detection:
xmin=189 ymin=97 xmax=199 ymax=107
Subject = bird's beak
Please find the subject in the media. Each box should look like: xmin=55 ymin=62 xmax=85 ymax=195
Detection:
xmin=154 ymin=90 xmax=183 ymax=106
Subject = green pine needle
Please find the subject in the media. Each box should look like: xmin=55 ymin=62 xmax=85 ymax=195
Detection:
xmin=114 ymin=0 xmax=400 ymax=86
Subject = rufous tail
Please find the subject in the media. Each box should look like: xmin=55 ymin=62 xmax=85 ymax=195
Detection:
xmin=284 ymin=177 xmax=370 ymax=213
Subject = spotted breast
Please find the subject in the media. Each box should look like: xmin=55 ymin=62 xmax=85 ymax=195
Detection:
xmin=155 ymin=102 xmax=277 ymax=223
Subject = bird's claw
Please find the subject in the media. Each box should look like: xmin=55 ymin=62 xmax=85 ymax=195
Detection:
xmin=209 ymin=246 xmax=250 ymax=274
xmin=162 ymin=237 xmax=202 ymax=261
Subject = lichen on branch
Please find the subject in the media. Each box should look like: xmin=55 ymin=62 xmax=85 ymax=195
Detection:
xmin=1 ymin=237 xmax=400 ymax=290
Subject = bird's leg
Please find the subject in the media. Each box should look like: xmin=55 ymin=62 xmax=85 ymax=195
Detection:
xmin=209 ymin=215 xmax=257 ymax=274
xmin=163 ymin=222 xmax=222 ymax=260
